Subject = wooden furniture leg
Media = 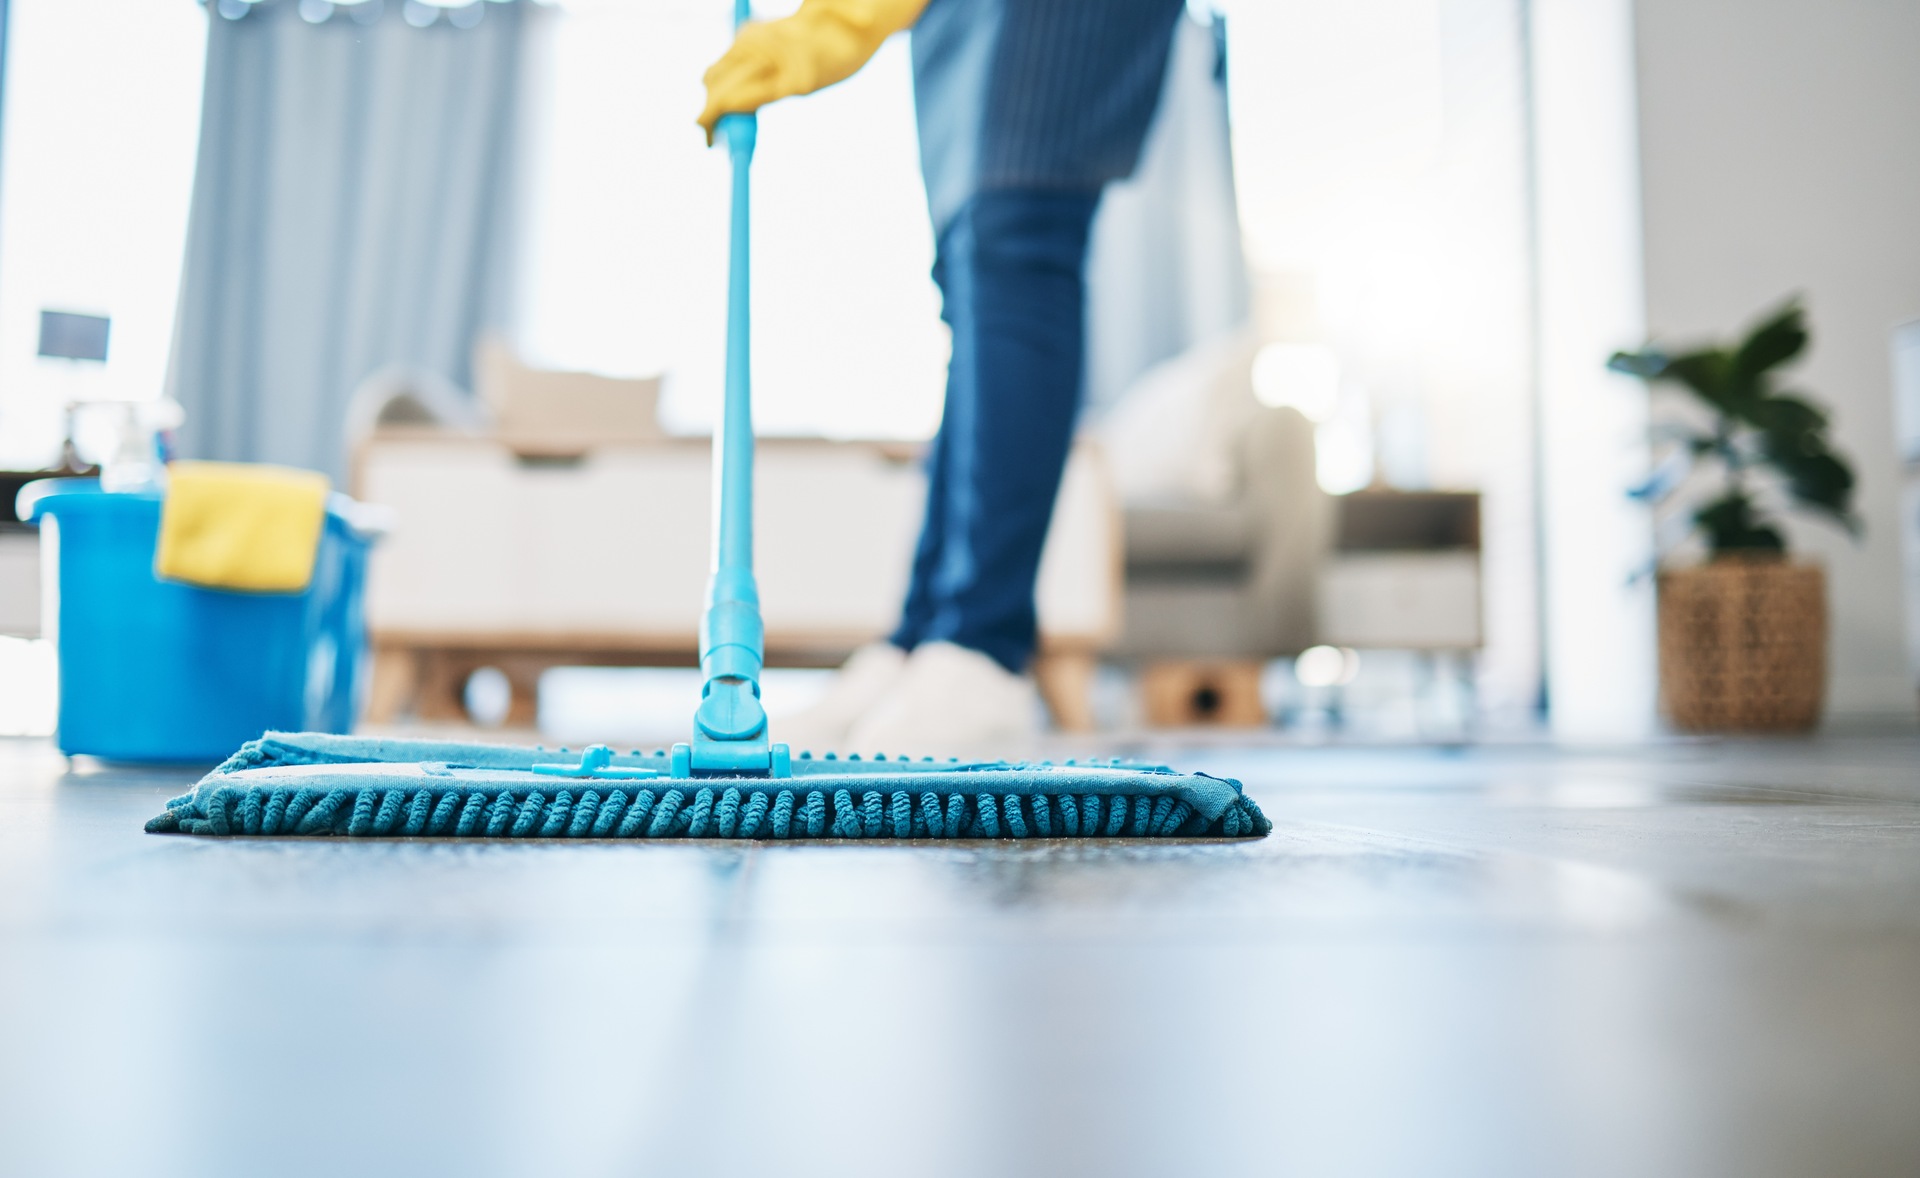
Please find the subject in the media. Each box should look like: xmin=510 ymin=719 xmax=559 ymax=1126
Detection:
xmin=413 ymin=648 xmax=471 ymax=723
xmin=1140 ymin=659 xmax=1268 ymax=728
xmin=500 ymin=656 xmax=545 ymax=729
xmin=363 ymin=646 xmax=419 ymax=724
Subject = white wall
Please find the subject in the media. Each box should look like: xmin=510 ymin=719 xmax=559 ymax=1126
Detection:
xmin=1633 ymin=0 xmax=1920 ymax=720
xmin=516 ymin=0 xmax=945 ymax=442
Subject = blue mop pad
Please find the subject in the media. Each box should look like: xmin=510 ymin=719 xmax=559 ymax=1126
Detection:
xmin=143 ymin=733 xmax=1269 ymax=839
xmin=145 ymin=7 xmax=1269 ymax=844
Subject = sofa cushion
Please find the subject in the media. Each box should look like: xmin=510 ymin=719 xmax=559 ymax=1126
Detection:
xmin=1099 ymin=330 xmax=1260 ymax=507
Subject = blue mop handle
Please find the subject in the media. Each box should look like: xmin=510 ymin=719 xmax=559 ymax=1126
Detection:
xmin=715 ymin=117 xmax=755 ymax=581
xmin=715 ymin=0 xmax=757 ymax=581
xmin=715 ymin=0 xmax=758 ymax=589
xmin=701 ymin=113 xmax=761 ymax=686
xmin=692 ymin=0 xmax=768 ymax=751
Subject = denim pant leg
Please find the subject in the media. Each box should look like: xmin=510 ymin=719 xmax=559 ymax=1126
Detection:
xmin=890 ymin=188 xmax=1100 ymax=672
xmin=890 ymin=404 xmax=951 ymax=651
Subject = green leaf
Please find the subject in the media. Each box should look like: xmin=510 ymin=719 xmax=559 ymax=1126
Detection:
xmin=1608 ymin=349 xmax=1670 ymax=380
xmin=1731 ymin=299 xmax=1808 ymax=386
xmin=1767 ymin=446 xmax=1855 ymax=519
xmin=1649 ymin=422 xmax=1718 ymax=450
xmin=1695 ymin=491 xmax=1786 ymax=555
xmin=1629 ymin=447 xmax=1694 ymax=503
xmin=1661 ymin=349 xmax=1741 ymax=413
xmin=1749 ymin=393 xmax=1827 ymax=436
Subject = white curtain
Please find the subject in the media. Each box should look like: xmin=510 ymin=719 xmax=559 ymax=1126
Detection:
xmin=168 ymin=0 xmax=540 ymax=481
xmin=1082 ymin=11 xmax=1250 ymax=416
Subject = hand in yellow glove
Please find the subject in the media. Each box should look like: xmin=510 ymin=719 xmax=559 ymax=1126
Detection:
xmin=698 ymin=0 xmax=928 ymax=143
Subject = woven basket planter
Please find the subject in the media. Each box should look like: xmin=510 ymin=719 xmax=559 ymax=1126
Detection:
xmin=1657 ymin=558 xmax=1826 ymax=733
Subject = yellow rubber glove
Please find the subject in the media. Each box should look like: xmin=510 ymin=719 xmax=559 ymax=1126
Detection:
xmin=698 ymin=0 xmax=929 ymax=143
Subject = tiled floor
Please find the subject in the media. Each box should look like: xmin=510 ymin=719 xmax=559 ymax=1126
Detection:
xmin=3 ymin=732 xmax=1918 ymax=1177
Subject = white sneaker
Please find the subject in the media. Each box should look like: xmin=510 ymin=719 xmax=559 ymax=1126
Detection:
xmin=769 ymin=642 xmax=907 ymax=754
xmin=845 ymin=640 xmax=1041 ymax=758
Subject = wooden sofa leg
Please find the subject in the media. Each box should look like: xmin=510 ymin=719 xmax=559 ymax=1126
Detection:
xmin=413 ymin=649 xmax=471 ymax=723
xmin=502 ymin=658 xmax=546 ymax=730
xmin=1141 ymin=659 xmax=1268 ymax=728
xmin=1034 ymin=651 xmax=1098 ymax=733
xmin=364 ymin=647 xmax=419 ymax=724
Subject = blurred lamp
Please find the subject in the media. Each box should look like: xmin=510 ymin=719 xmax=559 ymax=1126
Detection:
xmin=1251 ymin=342 xmax=1341 ymax=422
xmin=1295 ymin=645 xmax=1361 ymax=688
xmin=463 ymin=666 xmax=513 ymax=728
xmin=1314 ymin=417 xmax=1375 ymax=495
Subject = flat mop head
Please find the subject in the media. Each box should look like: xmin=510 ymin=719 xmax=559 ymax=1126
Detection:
xmin=145 ymin=733 xmax=1269 ymax=840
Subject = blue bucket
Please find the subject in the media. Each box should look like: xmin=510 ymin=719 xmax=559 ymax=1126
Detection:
xmin=22 ymin=479 xmax=376 ymax=763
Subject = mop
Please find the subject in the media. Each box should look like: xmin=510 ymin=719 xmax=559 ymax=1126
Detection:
xmin=144 ymin=4 xmax=1269 ymax=842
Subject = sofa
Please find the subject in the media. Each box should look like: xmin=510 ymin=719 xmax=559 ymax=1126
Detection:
xmin=347 ymin=349 xmax=1123 ymax=730
xmin=1114 ymin=402 xmax=1329 ymax=660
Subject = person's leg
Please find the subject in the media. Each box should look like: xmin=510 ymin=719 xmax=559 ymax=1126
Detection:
xmin=917 ymin=188 xmax=1100 ymax=672
xmin=888 ymin=424 xmax=948 ymax=651
xmin=888 ymin=232 xmax=964 ymax=652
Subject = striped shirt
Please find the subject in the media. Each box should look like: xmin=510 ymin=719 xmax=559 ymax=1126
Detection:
xmin=911 ymin=0 xmax=1186 ymax=232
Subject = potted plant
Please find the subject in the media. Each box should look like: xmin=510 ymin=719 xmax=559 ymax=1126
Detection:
xmin=1609 ymin=299 xmax=1858 ymax=732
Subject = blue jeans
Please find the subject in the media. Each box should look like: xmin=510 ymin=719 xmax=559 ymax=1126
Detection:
xmin=890 ymin=189 xmax=1101 ymax=673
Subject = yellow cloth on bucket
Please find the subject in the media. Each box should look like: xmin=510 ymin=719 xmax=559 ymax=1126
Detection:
xmin=155 ymin=461 xmax=331 ymax=592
